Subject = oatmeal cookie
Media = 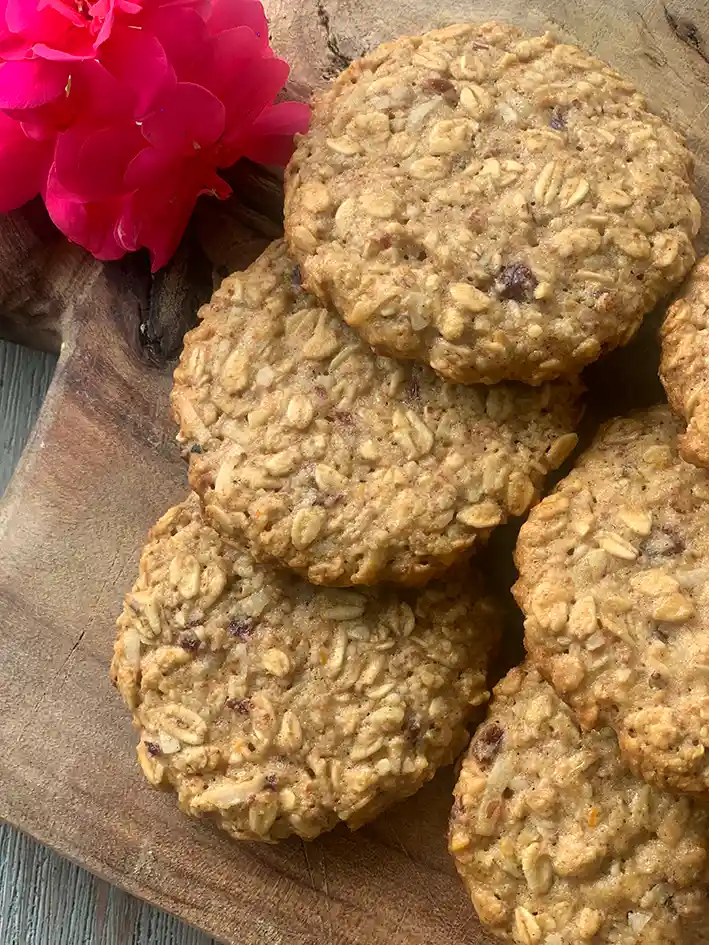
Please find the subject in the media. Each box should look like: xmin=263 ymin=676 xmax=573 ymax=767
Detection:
xmin=111 ymin=495 xmax=499 ymax=842
xmin=661 ymin=256 xmax=709 ymax=468
xmin=285 ymin=22 xmax=700 ymax=385
xmin=450 ymin=665 xmax=709 ymax=945
xmin=171 ymin=241 xmax=581 ymax=587
xmin=515 ymin=406 xmax=709 ymax=794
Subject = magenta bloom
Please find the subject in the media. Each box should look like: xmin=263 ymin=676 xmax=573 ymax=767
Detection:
xmin=0 ymin=0 xmax=309 ymax=268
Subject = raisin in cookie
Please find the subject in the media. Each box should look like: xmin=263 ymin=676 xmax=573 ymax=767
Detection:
xmin=171 ymin=240 xmax=580 ymax=587
xmin=661 ymin=256 xmax=709 ymax=468
xmin=285 ymin=22 xmax=700 ymax=385
xmin=111 ymin=495 xmax=499 ymax=842
xmin=515 ymin=406 xmax=709 ymax=794
xmin=450 ymin=665 xmax=709 ymax=945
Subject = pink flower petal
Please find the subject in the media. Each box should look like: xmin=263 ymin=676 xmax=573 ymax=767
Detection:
xmin=236 ymin=99 xmax=310 ymax=166
xmin=0 ymin=38 xmax=34 ymax=60
xmin=0 ymin=58 xmax=69 ymax=108
xmin=115 ymin=0 xmax=142 ymax=13
xmin=125 ymin=145 xmax=230 ymax=199
xmin=49 ymin=197 xmax=127 ymax=256
xmin=5 ymin=0 xmax=50 ymax=33
xmin=0 ymin=0 xmax=302 ymax=267
xmin=54 ymin=120 xmax=142 ymax=198
xmin=46 ymin=164 xmax=127 ymax=258
xmin=40 ymin=0 xmax=85 ymax=27
xmin=93 ymin=9 xmax=113 ymax=44
xmin=89 ymin=0 xmax=140 ymax=46
xmin=123 ymin=149 xmax=229 ymax=268
xmin=18 ymin=118 xmax=47 ymax=139
xmin=249 ymin=98 xmax=310 ymax=136
xmin=208 ymin=27 xmax=288 ymax=122
xmin=123 ymin=181 xmax=196 ymax=269
xmin=141 ymin=82 xmax=224 ymax=154
xmin=205 ymin=167 xmax=230 ymax=200
xmin=33 ymin=27 xmax=98 ymax=59
xmin=98 ymin=22 xmax=171 ymax=116
xmin=90 ymin=0 xmax=114 ymax=45
xmin=4 ymin=0 xmax=82 ymax=58
xmin=123 ymin=142 xmax=174 ymax=188
xmin=138 ymin=5 xmax=206 ymax=81
xmin=138 ymin=0 xmax=207 ymax=15
xmin=202 ymin=21 xmax=259 ymax=92
xmin=206 ymin=0 xmax=267 ymax=44
xmin=6 ymin=88 xmax=78 ymax=134
xmin=0 ymin=1 xmax=34 ymax=59
xmin=88 ymin=0 xmax=108 ymax=17
xmin=0 ymin=111 xmax=52 ymax=210
xmin=69 ymin=59 xmax=133 ymax=122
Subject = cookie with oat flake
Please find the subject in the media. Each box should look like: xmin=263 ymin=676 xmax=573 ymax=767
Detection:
xmin=284 ymin=22 xmax=700 ymax=385
xmin=515 ymin=405 xmax=709 ymax=795
xmin=661 ymin=256 xmax=709 ymax=468
xmin=171 ymin=240 xmax=581 ymax=587
xmin=111 ymin=495 xmax=499 ymax=842
xmin=450 ymin=665 xmax=709 ymax=945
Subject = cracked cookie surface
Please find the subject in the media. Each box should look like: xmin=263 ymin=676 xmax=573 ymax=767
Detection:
xmin=171 ymin=240 xmax=580 ymax=587
xmin=450 ymin=665 xmax=709 ymax=945
xmin=661 ymin=256 xmax=709 ymax=468
xmin=515 ymin=406 xmax=709 ymax=794
xmin=111 ymin=495 xmax=499 ymax=842
xmin=285 ymin=21 xmax=699 ymax=385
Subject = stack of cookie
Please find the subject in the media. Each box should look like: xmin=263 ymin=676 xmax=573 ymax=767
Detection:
xmin=449 ymin=277 xmax=709 ymax=944
xmin=450 ymin=396 xmax=709 ymax=943
xmin=111 ymin=18 xmax=709 ymax=942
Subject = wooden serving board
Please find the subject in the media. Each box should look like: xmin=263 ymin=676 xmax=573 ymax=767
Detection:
xmin=0 ymin=2 xmax=708 ymax=943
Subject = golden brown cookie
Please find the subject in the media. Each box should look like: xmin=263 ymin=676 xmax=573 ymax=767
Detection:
xmin=285 ymin=22 xmax=699 ymax=385
xmin=172 ymin=240 xmax=580 ymax=587
xmin=450 ymin=665 xmax=709 ymax=945
xmin=515 ymin=406 xmax=709 ymax=794
xmin=112 ymin=495 xmax=499 ymax=842
xmin=661 ymin=256 xmax=709 ymax=467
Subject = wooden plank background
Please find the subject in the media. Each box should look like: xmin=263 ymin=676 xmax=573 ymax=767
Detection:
xmin=0 ymin=339 xmax=214 ymax=945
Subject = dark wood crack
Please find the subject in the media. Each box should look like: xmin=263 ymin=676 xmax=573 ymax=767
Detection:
xmin=316 ymin=0 xmax=354 ymax=76
xmin=140 ymin=236 xmax=212 ymax=367
xmin=664 ymin=6 xmax=709 ymax=64
xmin=104 ymin=235 xmax=211 ymax=371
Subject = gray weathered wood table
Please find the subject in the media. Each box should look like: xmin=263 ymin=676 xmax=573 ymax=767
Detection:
xmin=0 ymin=340 xmax=215 ymax=945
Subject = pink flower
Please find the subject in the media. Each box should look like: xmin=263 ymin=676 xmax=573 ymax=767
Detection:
xmin=0 ymin=0 xmax=309 ymax=268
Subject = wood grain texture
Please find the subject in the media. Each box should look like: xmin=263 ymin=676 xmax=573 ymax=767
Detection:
xmin=0 ymin=816 xmax=216 ymax=944
xmin=0 ymin=342 xmax=214 ymax=945
xmin=0 ymin=3 xmax=707 ymax=944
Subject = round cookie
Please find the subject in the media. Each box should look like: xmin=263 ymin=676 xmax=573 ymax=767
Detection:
xmin=661 ymin=256 xmax=709 ymax=468
xmin=450 ymin=665 xmax=709 ymax=945
xmin=171 ymin=240 xmax=581 ymax=587
xmin=514 ymin=405 xmax=709 ymax=794
xmin=111 ymin=495 xmax=499 ymax=842
xmin=285 ymin=21 xmax=700 ymax=385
